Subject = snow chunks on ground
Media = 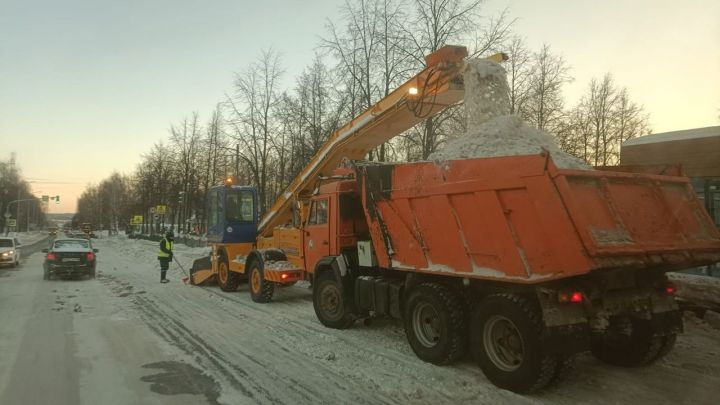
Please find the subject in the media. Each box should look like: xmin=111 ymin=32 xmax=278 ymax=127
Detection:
xmin=429 ymin=58 xmax=589 ymax=170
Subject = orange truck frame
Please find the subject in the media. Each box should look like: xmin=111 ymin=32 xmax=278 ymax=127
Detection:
xmin=190 ymin=46 xmax=720 ymax=393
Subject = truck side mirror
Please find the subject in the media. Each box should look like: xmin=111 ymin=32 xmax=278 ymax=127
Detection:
xmin=42 ymin=248 xmax=48 ymax=253
xmin=93 ymin=249 xmax=99 ymax=253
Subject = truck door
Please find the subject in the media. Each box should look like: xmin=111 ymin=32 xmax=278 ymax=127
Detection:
xmin=304 ymin=197 xmax=330 ymax=274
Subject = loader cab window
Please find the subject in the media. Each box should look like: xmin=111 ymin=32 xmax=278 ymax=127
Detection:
xmin=226 ymin=190 xmax=255 ymax=222
xmin=308 ymin=199 xmax=328 ymax=225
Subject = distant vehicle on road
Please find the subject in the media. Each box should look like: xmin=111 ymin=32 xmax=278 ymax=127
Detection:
xmin=0 ymin=237 xmax=21 ymax=268
xmin=42 ymin=238 xmax=98 ymax=279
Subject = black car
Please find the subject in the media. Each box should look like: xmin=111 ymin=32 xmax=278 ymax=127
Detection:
xmin=42 ymin=238 xmax=98 ymax=279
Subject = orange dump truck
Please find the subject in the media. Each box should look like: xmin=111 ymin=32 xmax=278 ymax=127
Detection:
xmin=307 ymin=153 xmax=720 ymax=393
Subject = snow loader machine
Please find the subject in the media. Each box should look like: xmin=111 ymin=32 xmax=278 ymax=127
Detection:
xmin=190 ymin=46 xmax=720 ymax=393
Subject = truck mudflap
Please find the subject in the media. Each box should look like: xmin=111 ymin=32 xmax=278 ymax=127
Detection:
xmin=536 ymin=286 xmax=683 ymax=355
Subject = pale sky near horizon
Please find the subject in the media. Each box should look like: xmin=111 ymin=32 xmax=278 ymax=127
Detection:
xmin=1 ymin=0 xmax=718 ymax=214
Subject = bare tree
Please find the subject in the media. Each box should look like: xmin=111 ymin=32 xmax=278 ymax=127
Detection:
xmin=559 ymin=73 xmax=650 ymax=166
xmin=505 ymin=36 xmax=533 ymax=115
xmin=227 ymin=49 xmax=283 ymax=213
xmin=522 ymin=44 xmax=571 ymax=132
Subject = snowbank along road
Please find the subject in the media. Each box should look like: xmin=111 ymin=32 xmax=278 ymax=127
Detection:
xmin=0 ymin=235 xmax=719 ymax=404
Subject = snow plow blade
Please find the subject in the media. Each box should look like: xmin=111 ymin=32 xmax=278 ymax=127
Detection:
xmin=191 ymin=256 xmax=214 ymax=286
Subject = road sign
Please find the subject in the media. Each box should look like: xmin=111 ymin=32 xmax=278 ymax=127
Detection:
xmin=6 ymin=219 xmax=16 ymax=227
xmin=131 ymin=215 xmax=143 ymax=225
xmin=156 ymin=205 xmax=167 ymax=215
xmin=150 ymin=207 xmax=156 ymax=214
xmin=3 ymin=212 xmax=10 ymax=219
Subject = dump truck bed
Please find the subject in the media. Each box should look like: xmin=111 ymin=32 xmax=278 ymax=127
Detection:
xmin=355 ymin=154 xmax=720 ymax=283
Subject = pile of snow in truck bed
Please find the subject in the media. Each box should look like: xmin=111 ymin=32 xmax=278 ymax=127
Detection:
xmin=429 ymin=59 xmax=589 ymax=170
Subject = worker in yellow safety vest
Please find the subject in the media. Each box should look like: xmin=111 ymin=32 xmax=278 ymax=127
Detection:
xmin=157 ymin=230 xmax=174 ymax=283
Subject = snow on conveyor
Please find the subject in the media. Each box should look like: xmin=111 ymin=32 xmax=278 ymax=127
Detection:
xmin=429 ymin=59 xmax=589 ymax=170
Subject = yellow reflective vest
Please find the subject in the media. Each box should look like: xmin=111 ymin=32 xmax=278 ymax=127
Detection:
xmin=158 ymin=239 xmax=174 ymax=258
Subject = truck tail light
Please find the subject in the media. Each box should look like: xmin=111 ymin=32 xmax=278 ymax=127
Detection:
xmin=86 ymin=252 xmax=95 ymax=261
xmin=281 ymin=273 xmax=288 ymax=280
xmin=664 ymin=282 xmax=676 ymax=295
xmin=558 ymin=291 xmax=583 ymax=303
xmin=47 ymin=252 xmax=56 ymax=261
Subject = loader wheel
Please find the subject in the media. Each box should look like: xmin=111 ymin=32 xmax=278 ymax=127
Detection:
xmin=404 ymin=283 xmax=467 ymax=365
xmin=217 ymin=255 xmax=240 ymax=292
xmin=313 ymin=272 xmax=355 ymax=329
xmin=591 ymin=316 xmax=677 ymax=367
xmin=470 ymin=293 xmax=557 ymax=394
xmin=248 ymin=260 xmax=274 ymax=303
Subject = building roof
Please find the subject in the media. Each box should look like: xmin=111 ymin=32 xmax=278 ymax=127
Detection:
xmin=623 ymin=125 xmax=720 ymax=147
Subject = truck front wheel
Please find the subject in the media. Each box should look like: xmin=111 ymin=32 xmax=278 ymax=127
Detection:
xmin=248 ymin=260 xmax=274 ymax=303
xmin=313 ymin=272 xmax=355 ymax=329
xmin=591 ymin=316 xmax=677 ymax=367
xmin=470 ymin=293 xmax=557 ymax=393
xmin=404 ymin=283 xmax=467 ymax=365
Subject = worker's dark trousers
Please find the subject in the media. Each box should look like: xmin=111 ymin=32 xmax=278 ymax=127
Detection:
xmin=159 ymin=258 xmax=170 ymax=280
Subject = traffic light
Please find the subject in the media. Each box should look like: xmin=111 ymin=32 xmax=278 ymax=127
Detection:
xmin=55 ymin=195 xmax=60 ymax=204
xmin=42 ymin=195 xmax=49 ymax=202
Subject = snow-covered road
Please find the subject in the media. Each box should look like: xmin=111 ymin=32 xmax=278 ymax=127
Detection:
xmin=1 ymin=235 xmax=719 ymax=404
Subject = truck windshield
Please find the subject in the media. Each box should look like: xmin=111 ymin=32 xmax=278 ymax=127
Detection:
xmin=226 ymin=190 xmax=255 ymax=222
xmin=0 ymin=239 xmax=13 ymax=247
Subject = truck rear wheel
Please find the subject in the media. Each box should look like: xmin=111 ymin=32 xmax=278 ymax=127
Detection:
xmin=404 ymin=283 xmax=467 ymax=365
xmin=591 ymin=316 xmax=677 ymax=367
xmin=313 ymin=272 xmax=355 ymax=329
xmin=248 ymin=260 xmax=274 ymax=303
xmin=217 ymin=255 xmax=240 ymax=292
xmin=470 ymin=293 xmax=557 ymax=393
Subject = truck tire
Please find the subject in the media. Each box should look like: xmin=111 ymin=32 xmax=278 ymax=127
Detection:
xmin=404 ymin=283 xmax=467 ymax=365
xmin=547 ymin=355 xmax=576 ymax=387
xmin=217 ymin=254 xmax=240 ymax=292
xmin=248 ymin=260 xmax=274 ymax=303
xmin=591 ymin=317 xmax=676 ymax=367
xmin=470 ymin=293 xmax=557 ymax=394
xmin=313 ymin=272 xmax=355 ymax=329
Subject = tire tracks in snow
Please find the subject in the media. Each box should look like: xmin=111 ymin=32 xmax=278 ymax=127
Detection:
xmin=98 ymin=273 xmax=328 ymax=404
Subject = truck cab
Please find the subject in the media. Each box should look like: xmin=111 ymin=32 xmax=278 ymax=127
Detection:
xmin=303 ymin=179 xmax=369 ymax=275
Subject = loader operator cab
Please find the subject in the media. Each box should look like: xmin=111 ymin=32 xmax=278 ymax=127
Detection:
xmin=206 ymin=184 xmax=258 ymax=244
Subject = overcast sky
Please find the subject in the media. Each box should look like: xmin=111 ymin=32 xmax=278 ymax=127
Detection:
xmin=1 ymin=0 xmax=718 ymax=213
